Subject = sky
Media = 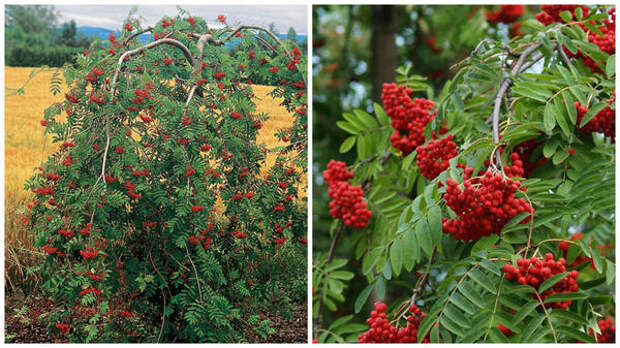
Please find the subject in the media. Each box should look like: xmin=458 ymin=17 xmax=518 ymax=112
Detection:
xmin=54 ymin=5 xmax=308 ymax=34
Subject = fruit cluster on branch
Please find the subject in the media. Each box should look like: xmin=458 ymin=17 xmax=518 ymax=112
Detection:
xmin=486 ymin=5 xmax=524 ymax=24
xmin=575 ymin=95 xmax=616 ymax=142
xmin=358 ymin=302 xmax=430 ymax=343
xmin=503 ymin=253 xmax=579 ymax=309
xmin=590 ymin=318 xmax=616 ymax=343
xmin=541 ymin=6 xmax=615 ymax=74
xmin=557 ymin=232 xmax=594 ymax=268
xmin=442 ymin=153 xmax=534 ymax=241
xmin=381 ymin=83 xmax=436 ymax=156
xmin=323 ymin=160 xmax=371 ymax=229
xmin=535 ymin=5 xmax=590 ymax=25
xmin=415 ymin=134 xmax=458 ymax=180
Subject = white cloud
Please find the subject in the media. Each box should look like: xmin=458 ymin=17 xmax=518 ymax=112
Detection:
xmin=54 ymin=5 xmax=307 ymax=34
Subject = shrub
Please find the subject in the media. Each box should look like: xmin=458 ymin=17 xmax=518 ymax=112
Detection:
xmin=24 ymin=10 xmax=307 ymax=343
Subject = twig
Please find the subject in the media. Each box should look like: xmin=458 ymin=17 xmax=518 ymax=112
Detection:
xmin=157 ymin=288 xmax=167 ymax=343
xmin=392 ymin=246 xmax=437 ymax=324
xmin=184 ymin=244 xmax=204 ymax=304
xmin=350 ymin=150 xmax=391 ymax=172
xmin=99 ymin=117 xmax=111 ymax=183
xmin=488 ymin=44 xmax=542 ymax=167
xmin=535 ymin=291 xmax=558 ymax=343
xmin=484 ymin=51 xmax=545 ymax=125
xmin=5 ymin=67 xmax=59 ymax=97
xmin=483 ymin=277 xmax=504 ymax=341
xmin=557 ymin=44 xmax=574 ymax=69
xmin=148 ymin=252 xmax=172 ymax=298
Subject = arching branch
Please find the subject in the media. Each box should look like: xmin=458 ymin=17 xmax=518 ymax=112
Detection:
xmin=213 ymin=25 xmax=307 ymax=86
xmin=123 ymin=26 xmax=154 ymax=46
xmin=110 ymin=38 xmax=196 ymax=96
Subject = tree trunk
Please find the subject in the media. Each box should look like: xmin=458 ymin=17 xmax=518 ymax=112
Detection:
xmin=370 ymin=5 xmax=397 ymax=103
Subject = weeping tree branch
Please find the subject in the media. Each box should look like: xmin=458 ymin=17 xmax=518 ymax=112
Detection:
xmin=110 ymin=38 xmax=196 ymax=95
xmin=212 ymin=25 xmax=307 ymax=86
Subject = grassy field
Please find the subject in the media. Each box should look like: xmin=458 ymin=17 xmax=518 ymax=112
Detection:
xmin=4 ymin=66 xmax=305 ymax=291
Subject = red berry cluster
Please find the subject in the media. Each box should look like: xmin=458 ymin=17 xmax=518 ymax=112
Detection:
xmin=287 ymin=46 xmax=302 ymax=70
xmin=535 ymin=5 xmax=590 ymax=26
xmin=588 ymin=25 xmax=615 ymax=56
xmin=442 ymin=154 xmax=533 ymax=241
xmin=590 ymin=318 xmax=616 ymax=343
xmin=502 ymin=253 xmax=579 ymax=309
xmin=323 ymin=160 xmax=354 ymax=185
xmin=124 ymin=181 xmax=141 ymax=200
xmin=85 ymin=67 xmax=105 ymax=83
xmin=381 ymin=83 xmax=436 ymax=155
xmin=551 ymin=6 xmax=615 ymax=73
xmin=486 ymin=5 xmax=524 ymax=24
xmin=557 ymin=232 xmax=594 ymax=268
xmin=80 ymin=248 xmax=99 ymax=260
xmin=79 ymin=286 xmax=103 ymax=297
xmin=190 ymin=205 xmax=205 ymax=213
xmin=358 ymin=302 xmax=430 ymax=343
xmin=513 ymin=139 xmax=548 ymax=177
xmin=56 ymin=323 xmax=70 ymax=333
xmin=323 ymin=160 xmax=371 ymax=229
xmin=575 ymin=97 xmax=615 ymax=141
xmin=415 ymin=134 xmax=458 ymax=180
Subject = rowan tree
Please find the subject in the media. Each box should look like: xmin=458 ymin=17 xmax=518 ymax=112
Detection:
xmin=314 ymin=4 xmax=615 ymax=343
xmin=25 ymin=9 xmax=307 ymax=343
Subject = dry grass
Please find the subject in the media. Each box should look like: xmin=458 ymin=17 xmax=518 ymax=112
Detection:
xmin=4 ymin=66 xmax=306 ymax=291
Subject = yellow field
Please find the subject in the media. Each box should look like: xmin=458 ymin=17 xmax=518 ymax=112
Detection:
xmin=4 ymin=66 xmax=306 ymax=288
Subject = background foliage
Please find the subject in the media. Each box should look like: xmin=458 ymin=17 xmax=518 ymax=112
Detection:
xmin=5 ymin=5 xmax=92 ymax=67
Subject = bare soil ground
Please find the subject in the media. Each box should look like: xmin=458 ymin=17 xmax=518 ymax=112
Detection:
xmin=5 ymin=292 xmax=307 ymax=343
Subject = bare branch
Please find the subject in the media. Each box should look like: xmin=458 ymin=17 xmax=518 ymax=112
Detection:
xmin=489 ymin=43 xmax=542 ymax=167
xmin=183 ymin=34 xmax=210 ymax=117
xmin=110 ymin=38 xmax=196 ymax=96
xmin=100 ymin=116 xmax=112 ymax=183
xmin=123 ymin=26 xmax=154 ymax=46
xmin=557 ymin=44 xmax=574 ymax=69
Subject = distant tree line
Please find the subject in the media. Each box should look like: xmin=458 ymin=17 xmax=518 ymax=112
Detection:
xmin=5 ymin=5 xmax=92 ymax=67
